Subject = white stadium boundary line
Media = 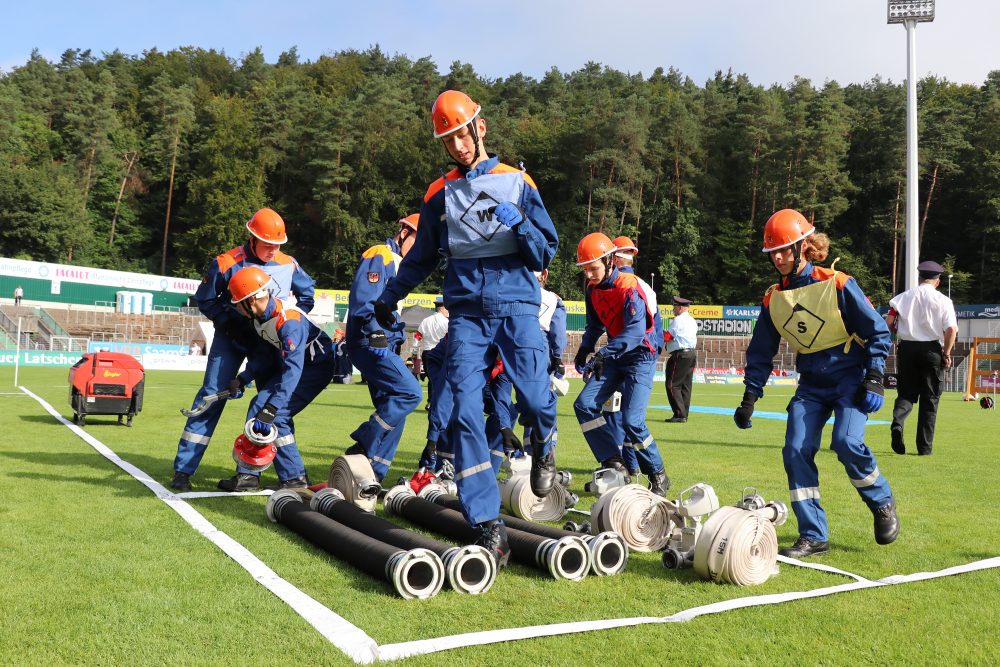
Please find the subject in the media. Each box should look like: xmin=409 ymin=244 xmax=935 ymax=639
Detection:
xmin=19 ymin=386 xmax=380 ymax=665
xmin=20 ymin=385 xmax=1000 ymax=664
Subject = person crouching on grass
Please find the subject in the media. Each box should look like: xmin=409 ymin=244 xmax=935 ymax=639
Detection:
xmin=733 ymin=209 xmax=899 ymax=558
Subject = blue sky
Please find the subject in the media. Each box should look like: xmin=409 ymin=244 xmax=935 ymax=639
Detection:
xmin=6 ymin=1 xmax=998 ymax=87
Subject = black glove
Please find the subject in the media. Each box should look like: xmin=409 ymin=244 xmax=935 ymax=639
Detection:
xmin=854 ymin=368 xmax=885 ymax=414
xmin=549 ymin=361 xmax=566 ymax=378
xmin=574 ymin=348 xmax=592 ymax=374
xmin=734 ymin=391 xmax=758 ymax=429
xmin=367 ymin=330 xmax=389 ymax=358
xmin=590 ymin=353 xmax=605 ymax=380
xmin=227 ymin=377 xmax=246 ymax=400
xmin=500 ymin=427 xmax=524 ymax=456
xmin=252 ymin=403 xmax=279 ymax=436
xmin=373 ymin=300 xmax=395 ymax=329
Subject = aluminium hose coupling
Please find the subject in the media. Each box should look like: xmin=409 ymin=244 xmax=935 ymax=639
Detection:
xmin=534 ymin=536 xmax=592 ymax=581
xmin=385 ymin=548 xmax=445 ymax=600
xmin=266 ymin=488 xmax=305 ymax=523
xmin=440 ymin=545 xmax=497 ymax=595
xmin=243 ymin=419 xmax=278 ymax=445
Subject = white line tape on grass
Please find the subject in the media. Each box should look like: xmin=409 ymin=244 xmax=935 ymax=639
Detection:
xmin=22 ymin=385 xmax=1000 ymax=664
xmin=20 ymin=386 xmax=379 ymax=665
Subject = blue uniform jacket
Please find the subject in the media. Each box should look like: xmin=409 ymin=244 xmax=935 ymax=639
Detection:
xmin=196 ymin=241 xmax=315 ymax=334
xmin=347 ymin=238 xmax=406 ymax=349
xmin=743 ymin=262 xmax=891 ymax=397
xmin=581 ymin=267 xmax=657 ymax=361
xmin=237 ymin=299 xmax=330 ymax=412
xmin=381 ymin=155 xmax=559 ymax=319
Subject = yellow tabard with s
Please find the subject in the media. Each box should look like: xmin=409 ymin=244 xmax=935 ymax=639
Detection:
xmin=767 ymin=275 xmax=853 ymax=354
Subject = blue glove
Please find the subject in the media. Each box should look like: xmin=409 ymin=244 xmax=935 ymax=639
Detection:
xmin=252 ymin=403 xmax=278 ymax=436
xmin=227 ymin=377 xmax=245 ymax=400
xmin=493 ymin=202 xmax=524 ymax=228
xmin=419 ymin=439 xmax=437 ymax=470
xmin=855 ymin=369 xmax=885 ymax=414
xmin=734 ymin=391 xmax=757 ymax=429
xmin=367 ymin=330 xmax=389 ymax=358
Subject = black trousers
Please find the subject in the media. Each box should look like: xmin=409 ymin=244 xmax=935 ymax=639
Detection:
xmin=665 ymin=350 xmax=697 ymax=418
xmin=892 ymin=340 xmax=944 ymax=455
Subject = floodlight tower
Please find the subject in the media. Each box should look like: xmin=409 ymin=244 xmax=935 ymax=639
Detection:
xmin=888 ymin=1 xmax=935 ymax=291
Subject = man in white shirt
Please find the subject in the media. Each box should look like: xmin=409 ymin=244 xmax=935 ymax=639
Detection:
xmin=664 ymin=296 xmax=698 ymax=423
xmin=886 ymin=260 xmax=958 ymax=456
xmin=417 ymin=297 xmax=449 ymax=409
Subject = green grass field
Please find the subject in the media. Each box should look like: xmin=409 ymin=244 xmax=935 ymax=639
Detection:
xmin=2 ymin=365 xmax=999 ymax=666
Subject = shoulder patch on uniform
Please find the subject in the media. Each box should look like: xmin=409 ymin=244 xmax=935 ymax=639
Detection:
xmin=361 ymin=245 xmax=394 ymax=265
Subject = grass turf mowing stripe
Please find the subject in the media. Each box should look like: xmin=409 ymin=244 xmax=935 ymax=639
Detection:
xmin=650 ymin=404 xmax=891 ymax=425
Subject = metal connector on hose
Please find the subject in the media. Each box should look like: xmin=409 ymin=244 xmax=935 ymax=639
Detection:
xmin=581 ymin=532 xmax=629 ymax=577
xmin=534 ymin=536 xmax=591 ymax=581
xmin=385 ymin=548 xmax=445 ymax=601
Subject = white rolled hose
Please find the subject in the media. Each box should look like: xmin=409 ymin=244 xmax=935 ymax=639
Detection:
xmin=692 ymin=506 xmax=778 ymax=586
xmin=590 ymin=484 xmax=676 ymax=552
xmin=328 ymin=454 xmax=381 ymax=513
xmin=500 ymin=470 xmax=575 ymax=522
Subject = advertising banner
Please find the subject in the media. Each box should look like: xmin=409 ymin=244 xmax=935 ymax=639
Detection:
xmin=87 ymin=341 xmax=190 ymax=356
xmin=0 ymin=257 xmax=199 ymax=294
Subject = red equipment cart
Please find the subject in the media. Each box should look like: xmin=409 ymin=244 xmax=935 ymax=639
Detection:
xmin=67 ymin=351 xmax=145 ymax=426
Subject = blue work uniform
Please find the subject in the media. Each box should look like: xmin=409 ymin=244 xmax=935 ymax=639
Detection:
xmin=743 ymin=262 xmax=894 ymax=543
xmin=233 ymin=299 xmax=334 ymax=482
xmin=613 ymin=265 xmax=663 ymax=473
xmin=421 ymin=336 xmax=453 ymax=471
xmin=174 ymin=242 xmax=315 ymax=477
xmin=380 ymin=155 xmax=559 ymax=527
xmin=345 ymin=239 xmax=422 ymax=482
xmin=574 ymin=268 xmax=666 ymax=476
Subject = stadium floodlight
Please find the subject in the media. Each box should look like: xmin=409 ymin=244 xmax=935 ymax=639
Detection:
xmin=888 ymin=0 xmax=935 ymax=291
xmin=887 ymin=1 xmax=935 ymax=24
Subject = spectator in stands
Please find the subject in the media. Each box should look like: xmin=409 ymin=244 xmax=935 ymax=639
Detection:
xmin=341 ymin=214 xmax=423 ymax=483
xmin=886 ymin=260 xmax=958 ymax=456
xmin=188 ymin=341 xmax=202 ymax=356
xmin=330 ymin=329 xmax=354 ymax=384
xmin=169 ymin=208 xmax=315 ymax=493
xmin=734 ymin=209 xmax=898 ymax=558
xmin=664 ymin=296 xmax=698 ymax=423
xmin=217 ymin=266 xmax=334 ymax=492
xmin=13 ymin=285 xmax=23 ymax=306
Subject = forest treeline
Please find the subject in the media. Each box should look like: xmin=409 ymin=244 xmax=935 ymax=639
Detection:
xmin=2 ymin=45 xmax=999 ymax=305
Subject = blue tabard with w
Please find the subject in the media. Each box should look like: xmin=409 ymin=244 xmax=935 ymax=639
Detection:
xmin=444 ymin=171 xmax=524 ymax=259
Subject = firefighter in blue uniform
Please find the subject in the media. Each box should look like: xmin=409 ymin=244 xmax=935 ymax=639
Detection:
xmin=573 ymin=233 xmax=669 ymax=496
xmin=734 ymin=209 xmax=900 ymax=558
xmin=611 ymin=236 xmax=664 ymax=476
xmin=170 ymin=209 xmax=315 ymax=491
xmin=373 ymin=90 xmax=559 ymax=566
xmin=217 ymin=266 xmax=334 ymax=491
xmin=343 ymin=215 xmax=423 ymax=482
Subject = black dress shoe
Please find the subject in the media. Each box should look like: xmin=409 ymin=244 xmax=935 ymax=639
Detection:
xmin=170 ymin=471 xmax=192 ymax=492
xmin=873 ymin=499 xmax=900 ymax=545
xmin=664 ymin=416 xmax=688 ymax=423
xmin=475 ymin=519 xmax=511 ymax=568
xmin=217 ymin=473 xmax=261 ymax=492
xmin=530 ymin=449 xmax=556 ymax=497
xmin=778 ymin=537 xmax=830 ymax=558
xmin=890 ymin=427 xmax=905 ymax=455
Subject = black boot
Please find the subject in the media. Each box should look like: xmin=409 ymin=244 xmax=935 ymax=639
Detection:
xmin=599 ymin=459 xmax=631 ymax=485
xmin=873 ymin=499 xmax=900 ymax=545
xmin=343 ymin=443 xmax=366 ymax=457
xmin=648 ymin=469 xmax=670 ymax=497
xmin=217 ymin=473 xmax=260 ymax=492
xmin=778 ymin=537 xmax=830 ymax=558
xmin=530 ymin=449 xmax=556 ymax=497
xmin=475 ymin=519 xmax=511 ymax=568
xmin=890 ymin=426 xmax=905 ymax=455
xmin=170 ymin=471 xmax=192 ymax=492
xmin=279 ymin=475 xmax=310 ymax=490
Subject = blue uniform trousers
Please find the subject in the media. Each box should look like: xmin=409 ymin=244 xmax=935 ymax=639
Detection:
xmin=446 ymin=315 xmax=557 ymax=526
xmin=574 ymin=348 xmax=664 ymax=475
xmin=604 ymin=410 xmax=640 ymax=473
xmin=345 ymin=343 xmax=422 ymax=481
xmin=174 ymin=333 xmax=250 ymax=476
xmin=784 ymin=373 xmax=894 ymax=542
xmin=236 ymin=351 xmax=336 ymax=481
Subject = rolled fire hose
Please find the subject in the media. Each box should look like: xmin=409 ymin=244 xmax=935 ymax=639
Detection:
xmin=692 ymin=506 xmax=778 ymax=586
xmin=328 ymin=454 xmax=381 ymax=513
xmin=310 ymin=488 xmax=496 ymax=595
xmin=590 ymin=484 xmax=676 ymax=552
xmin=265 ymin=490 xmax=444 ymax=600
xmin=499 ymin=471 xmax=576 ymax=522
xmin=427 ymin=490 xmax=628 ymax=577
xmin=384 ymin=485 xmax=591 ymax=581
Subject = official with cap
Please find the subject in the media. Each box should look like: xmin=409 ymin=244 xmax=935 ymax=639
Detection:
xmin=664 ymin=296 xmax=697 ymax=422
xmin=886 ymin=260 xmax=958 ymax=456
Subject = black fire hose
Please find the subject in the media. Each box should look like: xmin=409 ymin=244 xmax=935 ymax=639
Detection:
xmin=265 ymin=490 xmax=444 ymax=600
xmin=383 ymin=485 xmax=590 ymax=581
xmin=310 ymin=488 xmax=496 ymax=595
xmin=425 ymin=489 xmax=628 ymax=577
